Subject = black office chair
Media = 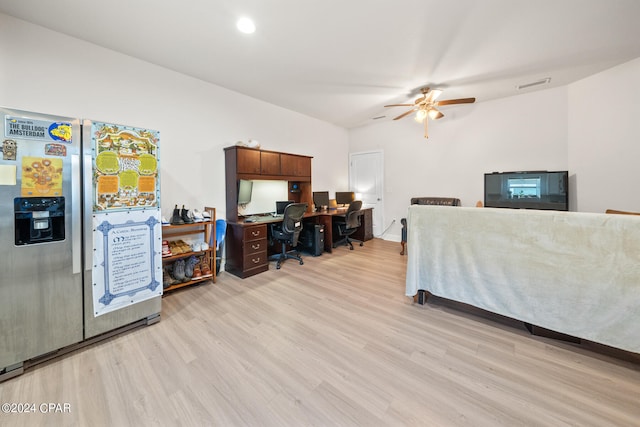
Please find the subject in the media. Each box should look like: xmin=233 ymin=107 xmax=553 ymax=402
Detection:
xmin=269 ymin=203 xmax=308 ymax=269
xmin=332 ymin=200 xmax=363 ymax=250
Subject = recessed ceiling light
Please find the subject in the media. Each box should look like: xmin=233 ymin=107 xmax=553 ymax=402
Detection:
xmin=237 ymin=17 xmax=256 ymax=34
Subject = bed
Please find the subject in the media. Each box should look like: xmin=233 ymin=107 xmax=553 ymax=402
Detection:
xmin=405 ymin=205 xmax=640 ymax=354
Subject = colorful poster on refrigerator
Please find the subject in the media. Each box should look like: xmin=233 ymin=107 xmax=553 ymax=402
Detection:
xmin=92 ymin=209 xmax=163 ymax=317
xmin=91 ymin=122 xmax=160 ymax=212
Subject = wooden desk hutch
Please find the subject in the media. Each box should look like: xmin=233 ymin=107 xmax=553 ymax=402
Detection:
xmin=224 ymin=146 xmax=313 ymax=278
xmin=224 ymin=146 xmax=313 ymax=220
xmin=224 ymin=146 xmax=372 ymax=278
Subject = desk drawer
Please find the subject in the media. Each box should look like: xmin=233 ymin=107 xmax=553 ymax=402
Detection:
xmin=243 ymin=224 xmax=267 ymax=241
xmin=243 ymin=250 xmax=268 ymax=269
xmin=245 ymin=239 xmax=266 ymax=255
xmin=225 ymin=223 xmax=269 ymax=279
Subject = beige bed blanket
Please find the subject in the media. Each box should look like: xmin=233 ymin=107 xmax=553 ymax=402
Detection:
xmin=405 ymin=205 xmax=640 ymax=353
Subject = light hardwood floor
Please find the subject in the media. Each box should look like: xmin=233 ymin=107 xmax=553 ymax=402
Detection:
xmin=1 ymin=238 xmax=639 ymax=426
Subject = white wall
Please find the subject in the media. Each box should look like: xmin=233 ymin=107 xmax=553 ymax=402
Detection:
xmin=0 ymin=13 xmax=349 ymax=221
xmin=568 ymin=57 xmax=640 ymax=213
xmin=349 ymin=56 xmax=640 ymax=242
xmin=349 ymin=87 xmax=569 ymax=241
xmin=4 ymin=12 xmax=637 ymax=240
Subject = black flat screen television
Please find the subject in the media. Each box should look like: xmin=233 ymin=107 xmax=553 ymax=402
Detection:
xmin=484 ymin=171 xmax=569 ymax=211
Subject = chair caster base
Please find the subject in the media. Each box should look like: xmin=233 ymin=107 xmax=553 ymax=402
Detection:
xmin=270 ymin=252 xmax=303 ymax=270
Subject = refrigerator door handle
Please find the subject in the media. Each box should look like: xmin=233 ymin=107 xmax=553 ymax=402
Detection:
xmin=83 ymin=152 xmax=94 ymax=272
xmin=72 ymin=154 xmax=82 ymax=275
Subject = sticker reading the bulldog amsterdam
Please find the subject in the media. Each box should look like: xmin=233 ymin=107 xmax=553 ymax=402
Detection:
xmin=4 ymin=116 xmax=72 ymax=142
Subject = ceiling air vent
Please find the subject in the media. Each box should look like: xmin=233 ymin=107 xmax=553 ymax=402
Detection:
xmin=516 ymin=77 xmax=551 ymax=90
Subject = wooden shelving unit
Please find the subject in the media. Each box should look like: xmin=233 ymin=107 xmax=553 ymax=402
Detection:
xmin=161 ymin=207 xmax=216 ymax=292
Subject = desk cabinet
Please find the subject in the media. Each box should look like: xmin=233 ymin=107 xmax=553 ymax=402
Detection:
xmin=352 ymin=208 xmax=373 ymax=242
xmin=231 ymin=147 xmax=309 ymax=178
xmin=236 ymin=148 xmax=261 ymax=174
xmin=225 ymin=223 xmax=269 ymax=278
xmin=260 ymin=151 xmax=281 ymax=175
xmin=281 ymin=153 xmax=311 ymax=177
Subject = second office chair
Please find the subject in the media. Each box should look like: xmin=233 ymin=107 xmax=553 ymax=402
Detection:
xmin=332 ymin=200 xmax=363 ymax=250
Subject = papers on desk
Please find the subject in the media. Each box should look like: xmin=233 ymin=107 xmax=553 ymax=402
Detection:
xmin=244 ymin=215 xmax=279 ymax=223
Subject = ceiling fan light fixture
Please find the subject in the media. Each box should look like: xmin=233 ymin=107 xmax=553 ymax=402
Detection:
xmin=427 ymin=108 xmax=443 ymax=120
xmin=384 ymin=88 xmax=475 ymax=137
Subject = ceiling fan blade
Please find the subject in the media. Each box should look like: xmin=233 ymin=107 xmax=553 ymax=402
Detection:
xmin=435 ymin=97 xmax=476 ymax=106
xmin=425 ymin=89 xmax=443 ymax=103
xmin=384 ymin=104 xmax=414 ymax=107
xmin=393 ymin=108 xmax=415 ymax=120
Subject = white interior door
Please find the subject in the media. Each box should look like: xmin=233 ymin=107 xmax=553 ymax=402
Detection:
xmin=349 ymin=151 xmax=383 ymax=237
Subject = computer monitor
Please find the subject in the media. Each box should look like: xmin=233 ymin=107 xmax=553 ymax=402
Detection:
xmin=335 ymin=191 xmax=355 ymax=206
xmin=312 ymin=191 xmax=330 ymax=210
xmin=238 ymin=179 xmax=253 ymax=204
xmin=275 ymin=200 xmax=294 ymax=215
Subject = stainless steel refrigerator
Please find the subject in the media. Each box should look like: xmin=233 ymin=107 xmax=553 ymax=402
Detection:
xmin=1 ymin=107 xmax=162 ymax=380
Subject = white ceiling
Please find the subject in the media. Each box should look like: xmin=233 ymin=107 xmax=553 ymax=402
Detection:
xmin=1 ymin=0 xmax=640 ymax=128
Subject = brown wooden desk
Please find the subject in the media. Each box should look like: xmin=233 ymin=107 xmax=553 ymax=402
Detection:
xmin=225 ymin=208 xmax=373 ymax=278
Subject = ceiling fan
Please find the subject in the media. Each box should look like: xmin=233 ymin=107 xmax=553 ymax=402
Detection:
xmin=384 ymin=87 xmax=475 ymax=138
